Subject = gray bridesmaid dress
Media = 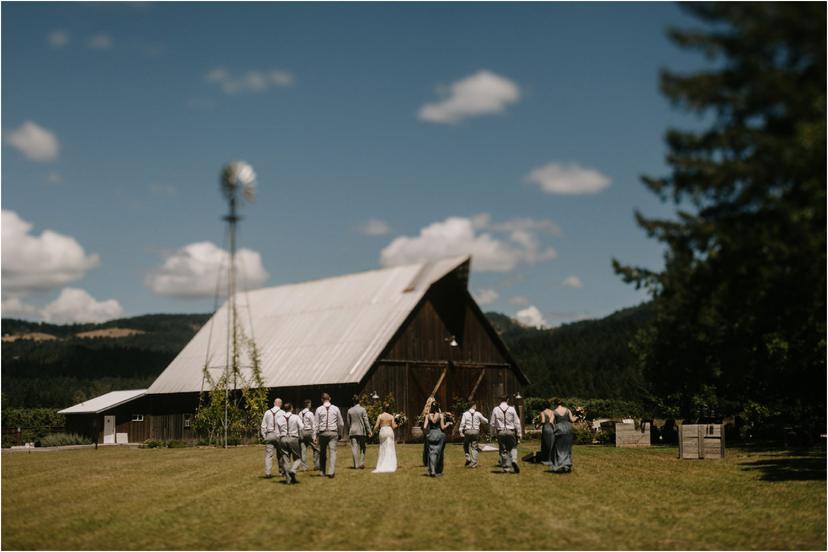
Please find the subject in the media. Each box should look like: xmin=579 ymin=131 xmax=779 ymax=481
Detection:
xmin=425 ymin=415 xmax=446 ymax=476
xmin=539 ymin=411 xmax=555 ymax=466
xmin=551 ymin=409 xmax=573 ymax=472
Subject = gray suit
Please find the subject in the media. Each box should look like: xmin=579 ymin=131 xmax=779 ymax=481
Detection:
xmin=347 ymin=404 xmax=371 ymax=468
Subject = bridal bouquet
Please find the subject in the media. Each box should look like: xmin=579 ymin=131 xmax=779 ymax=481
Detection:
xmin=531 ymin=414 xmax=542 ymax=427
xmin=394 ymin=413 xmax=407 ymax=427
xmin=443 ymin=412 xmax=455 ymax=426
xmin=573 ymin=406 xmax=587 ymax=422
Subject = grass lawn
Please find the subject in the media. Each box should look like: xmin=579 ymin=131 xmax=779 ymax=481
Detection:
xmin=2 ymin=442 xmax=825 ymax=550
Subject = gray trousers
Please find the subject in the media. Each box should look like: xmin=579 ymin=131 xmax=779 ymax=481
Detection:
xmin=350 ymin=435 xmax=367 ymax=468
xmin=281 ymin=437 xmax=302 ymax=481
xmin=463 ymin=431 xmax=480 ymax=466
xmin=497 ymin=431 xmax=518 ymax=471
xmin=300 ymin=430 xmax=319 ymax=470
xmin=263 ymin=432 xmax=282 ymax=476
xmin=318 ymin=431 xmax=339 ymax=476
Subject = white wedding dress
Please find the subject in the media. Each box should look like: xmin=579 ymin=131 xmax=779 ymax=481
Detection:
xmin=372 ymin=426 xmax=397 ymax=473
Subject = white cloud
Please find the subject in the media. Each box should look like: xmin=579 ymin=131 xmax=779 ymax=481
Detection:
xmin=509 ymin=295 xmax=529 ymax=306
xmin=473 ymin=288 xmax=499 ymax=306
xmin=526 ymin=162 xmax=610 ymax=195
xmin=1 ymin=296 xmax=40 ymax=319
xmin=357 ymin=219 xmax=392 ymax=236
xmin=4 ymin=121 xmax=60 ymax=162
xmin=380 ymin=215 xmax=557 ymax=272
xmin=206 ymin=67 xmax=294 ymax=95
xmin=418 ymin=70 xmax=520 ymax=124
xmin=146 ymin=241 xmax=269 ymax=298
xmin=41 ymin=288 xmax=124 ymax=324
xmin=48 ymin=30 xmax=69 ymax=48
xmin=562 ymin=275 xmax=583 ymax=288
xmin=87 ymin=34 xmax=113 ymax=50
xmin=515 ymin=305 xmax=547 ymax=329
xmin=2 ymin=210 xmax=100 ymax=293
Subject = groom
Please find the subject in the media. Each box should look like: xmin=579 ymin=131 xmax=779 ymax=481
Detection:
xmin=347 ymin=395 xmax=372 ymax=469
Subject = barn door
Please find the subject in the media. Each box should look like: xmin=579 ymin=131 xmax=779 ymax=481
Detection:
xmin=103 ymin=415 xmax=116 ymax=444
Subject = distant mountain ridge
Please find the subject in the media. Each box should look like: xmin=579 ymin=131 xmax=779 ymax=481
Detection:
xmin=1 ymin=305 xmax=653 ymax=409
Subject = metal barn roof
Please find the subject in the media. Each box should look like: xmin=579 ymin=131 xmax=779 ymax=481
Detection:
xmin=58 ymin=389 xmax=147 ymax=414
xmin=147 ymin=256 xmax=471 ymax=394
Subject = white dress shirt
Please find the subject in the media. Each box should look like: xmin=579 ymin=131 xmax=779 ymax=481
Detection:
xmin=490 ymin=402 xmax=522 ymax=436
xmin=281 ymin=412 xmax=303 ymax=439
xmin=459 ymin=409 xmax=489 ymax=435
xmin=314 ymin=402 xmax=344 ymax=438
xmin=260 ymin=407 xmax=281 ymax=439
xmin=299 ymin=407 xmax=317 ymax=433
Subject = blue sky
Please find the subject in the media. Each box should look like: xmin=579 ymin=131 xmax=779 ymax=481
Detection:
xmin=2 ymin=2 xmax=705 ymax=327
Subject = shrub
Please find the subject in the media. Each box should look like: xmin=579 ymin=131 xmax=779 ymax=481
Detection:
xmin=167 ymin=440 xmax=188 ymax=448
xmin=572 ymin=424 xmax=594 ymax=445
xmin=142 ymin=439 xmax=165 ymax=448
xmin=594 ymin=427 xmax=615 ymax=445
xmin=39 ymin=433 xmax=91 ymax=447
xmin=523 ymin=397 xmax=647 ymax=422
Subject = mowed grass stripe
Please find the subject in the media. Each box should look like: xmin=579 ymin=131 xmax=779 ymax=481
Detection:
xmin=2 ymin=444 xmax=824 ymax=550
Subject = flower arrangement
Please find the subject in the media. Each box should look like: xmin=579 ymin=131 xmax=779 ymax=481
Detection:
xmin=394 ymin=413 xmax=408 ymax=427
xmin=415 ymin=415 xmax=425 ymax=426
xmin=574 ymin=406 xmax=587 ymax=422
xmin=443 ymin=412 xmax=455 ymax=426
xmin=531 ymin=414 xmax=542 ymax=427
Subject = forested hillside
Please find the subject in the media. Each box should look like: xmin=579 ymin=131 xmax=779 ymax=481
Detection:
xmin=1 ymin=314 xmax=210 ymax=408
xmin=489 ymin=303 xmax=654 ymax=399
xmin=1 ymin=305 xmax=652 ymax=409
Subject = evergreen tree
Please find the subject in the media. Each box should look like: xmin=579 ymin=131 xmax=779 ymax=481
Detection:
xmin=614 ymin=3 xmax=826 ymax=421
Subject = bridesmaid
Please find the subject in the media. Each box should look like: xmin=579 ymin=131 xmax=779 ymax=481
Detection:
xmin=423 ymin=401 xmax=449 ymax=477
xmin=536 ymin=400 xmax=556 ymax=466
xmin=550 ymin=397 xmax=577 ymax=473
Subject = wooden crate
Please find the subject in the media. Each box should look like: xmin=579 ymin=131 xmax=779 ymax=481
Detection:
xmin=615 ymin=422 xmax=651 ymax=448
xmin=678 ymin=424 xmax=725 ymax=459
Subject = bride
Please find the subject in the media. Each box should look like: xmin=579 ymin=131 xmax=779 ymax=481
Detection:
xmin=372 ymin=403 xmax=398 ymax=473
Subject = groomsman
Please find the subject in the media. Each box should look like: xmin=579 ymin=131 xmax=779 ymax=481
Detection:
xmin=278 ymin=403 xmax=304 ymax=484
xmin=298 ymin=399 xmax=319 ymax=471
xmin=458 ymin=401 xmax=488 ymax=468
xmin=260 ymin=398 xmax=284 ymax=478
xmin=314 ymin=392 xmax=344 ymax=478
xmin=347 ymin=395 xmax=372 ymax=469
xmin=490 ymin=395 xmax=522 ymax=473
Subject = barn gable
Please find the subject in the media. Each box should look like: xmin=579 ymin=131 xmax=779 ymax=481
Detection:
xmin=146 ymin=256 xmax=477 ymax=395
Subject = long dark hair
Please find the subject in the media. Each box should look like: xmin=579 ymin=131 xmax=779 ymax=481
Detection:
xmin=429 ymin=401 xmax=441 ymax=414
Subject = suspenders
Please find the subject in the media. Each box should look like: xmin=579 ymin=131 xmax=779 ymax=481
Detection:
xmin=323 ymin=405 xmax=334 ymax=431
xmin=499 ymin=406 xmax=510 ymax=431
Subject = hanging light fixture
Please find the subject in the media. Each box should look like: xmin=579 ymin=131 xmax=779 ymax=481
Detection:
xmin=371 ymin=390 xmax=380 ymax=400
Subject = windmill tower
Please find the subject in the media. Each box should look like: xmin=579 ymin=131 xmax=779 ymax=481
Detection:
xmin=197 ymin=161 xmax=259 ymax=448
xmin=219 ymin=161 xmax=257 ymax=447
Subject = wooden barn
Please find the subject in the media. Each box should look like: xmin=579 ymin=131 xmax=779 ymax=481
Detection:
xmin=59 ymin=389 xmax=152 ymax=444
xmin=62 ymin=256 xmax=527 ymax=443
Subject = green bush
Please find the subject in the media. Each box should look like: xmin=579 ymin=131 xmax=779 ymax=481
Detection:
xmin=572 ymin=424 xmax=594 ymax=445
xmin=524 ymin=397 xmax=646 ymax=422
xmin=167 ymin=440 xmax=188 ymax=448
xmin=39 ymin=433 xmax=91 ymax=447
xmin=142 ymin=439 xmax=165 ymax=448
xmin=595 ymin=428 xmax=616 ymax=445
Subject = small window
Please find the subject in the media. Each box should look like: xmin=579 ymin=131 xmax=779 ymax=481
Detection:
xmin=131 ymin=414 xmax=144 ymax=422
xmin=183 ymin=414 xmax=192 ymax=428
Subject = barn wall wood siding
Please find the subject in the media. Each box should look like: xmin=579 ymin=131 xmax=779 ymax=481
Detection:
xmin=363 ymin=293 xmax=522 ymax=438
xmin=678 ymin=424 xmax=725 ymax=459
xmin=615 ymin=422 xmax=651 ymax=448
